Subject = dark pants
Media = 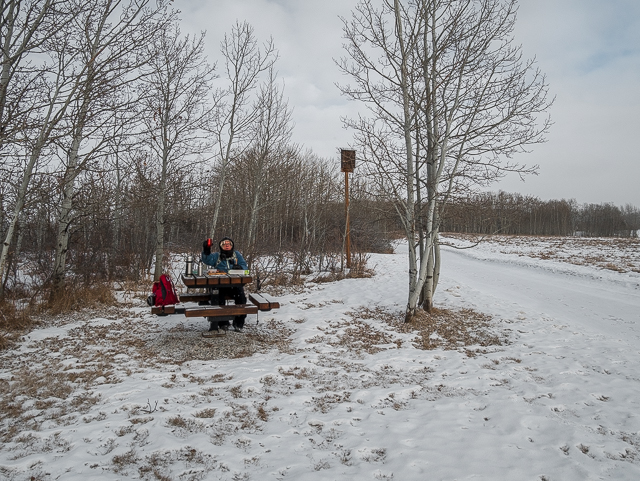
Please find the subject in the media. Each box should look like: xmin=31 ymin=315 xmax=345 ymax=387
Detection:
xmin=218 ymin=285 xmax=247 ymax=329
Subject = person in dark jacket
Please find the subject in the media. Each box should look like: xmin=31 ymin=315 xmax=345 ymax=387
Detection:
xmin=202 ymin=237 xmax=249 ymax=332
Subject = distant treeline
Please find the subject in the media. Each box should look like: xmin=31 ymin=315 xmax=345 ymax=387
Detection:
xmin=3 ymin=178 xmax=636 ymax=297
xmin=1 ymin=152 xmax=393 ymax=295
xmin=441 ymin=191 xmax=640 ymax=237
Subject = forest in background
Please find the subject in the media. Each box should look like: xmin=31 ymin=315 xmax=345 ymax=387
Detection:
xmin=3 ymin=169 xmax=638 ymax=300
xmin=1 ymin=0 xmax=637 ymax=312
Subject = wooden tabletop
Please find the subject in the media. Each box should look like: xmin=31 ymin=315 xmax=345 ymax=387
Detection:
xmin=181 ymin=273 xmax=253 ymax=288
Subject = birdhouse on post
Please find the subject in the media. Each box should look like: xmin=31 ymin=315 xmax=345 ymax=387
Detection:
xmin=341 ymin=149 xmax=356 ymax=173
xmin=340 ymin=149 xmax=356 ymax=269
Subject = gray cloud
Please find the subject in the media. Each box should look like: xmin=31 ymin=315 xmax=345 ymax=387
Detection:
xmin=182 ymin=0 xmax=640 ymax=206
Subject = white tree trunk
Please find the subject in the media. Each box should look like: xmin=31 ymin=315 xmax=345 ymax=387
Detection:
xmin=52 ymin=104 xmax=87 ymax=291
xmin=337 ymin=0 xmax=551 ymax=321
xmin=52 ymin=164 xmax=76 ymax=291
xmin=0 ymin=152 xmax=37 ymax=298
xmin=153 ymin=148 xmax=169 ymax=281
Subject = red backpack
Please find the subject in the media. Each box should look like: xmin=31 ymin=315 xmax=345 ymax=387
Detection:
xmin=151 ymin=274 xmax=179 ymax=306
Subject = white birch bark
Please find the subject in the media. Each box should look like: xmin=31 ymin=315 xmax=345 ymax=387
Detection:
xmin=140 ymin=25 xmax=216 ymax=281
xmin=209 ymin=22 xmax=276 ymax=239
xmin=245 ymin=67 xmax=293 ymax=255
xmin=0 ymin=69 xmax=77 ymax=297
xmin=50 ymin=0 xmax=169 ymax=290
xmin=0 ymin=0 xmax=58 ymax=298
xmin=338 ymin=0 xmax=551 ymax=321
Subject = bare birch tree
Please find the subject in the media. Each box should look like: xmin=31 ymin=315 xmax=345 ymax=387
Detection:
xmin=139 ymin=23 xmax=216 ymax=281
xmin=338 ymin=0 xmax=552 ymax=321
xmin=209 ymin=21 xmax=276 ymax=239
xmin=0 ymin=0 xmax=69 ymax=298
xmin=244 ymin=66 xmax=294 ymax=256
xmin=49 ymin=0 xmax=172 ymax=292
xmin=0 ymin=0 xmax=57 ymax=148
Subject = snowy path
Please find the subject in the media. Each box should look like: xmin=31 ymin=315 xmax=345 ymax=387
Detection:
xmin=441 ymin=246 xmax=640 ymax=341
xmin=434 ymin=246 xmax=640 ymax=480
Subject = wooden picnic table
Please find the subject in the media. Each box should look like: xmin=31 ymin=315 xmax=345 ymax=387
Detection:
xmin=181 ymin=272 xmax=253 ymax=288
xmin=151 ymin=272 xmax=279 ymax=317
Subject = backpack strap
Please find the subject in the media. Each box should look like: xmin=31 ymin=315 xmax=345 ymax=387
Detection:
xmin=160 ymin=277 xmax=167 ymax=300
xmin=213 ymin=251 xmax=238 ymax=270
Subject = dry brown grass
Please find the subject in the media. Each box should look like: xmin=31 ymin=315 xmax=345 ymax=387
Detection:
xmin=397 ymin=307 xmax=508 ymax=354
xmin=0 ymin=300 xmax=38 ymax=349
xmin=46 ymin=283 xmax=118 ymax=315
xmin=309 ymin=391 xmax=352 ymax=413
xmin=0 ymin=308 xmax=296 ymax=446
xmin=332 ymin=318 xmax=401 ymax=355
xmin=305 ymin=305 xmax=507 ymax=358
xmin=143 ymin=319 xmax=296 ymax=364
xmin=347 ymin=252 xmax=376 ymax=278
xmin=0 ymin=359 xmax=104 ymax=442
xmin=260 ymin=272 xmax=305 ymax=289
xmin=340 ymin=305 xmax=508 ymax=356
xmin=1 ymin=284 xmax=119 ymax=351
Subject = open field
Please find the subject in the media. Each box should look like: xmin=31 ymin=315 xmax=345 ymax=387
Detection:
xmin=1 ymin=235 xmax=639 ymax=480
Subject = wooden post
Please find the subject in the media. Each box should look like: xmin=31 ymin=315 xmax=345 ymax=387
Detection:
xmin=340 ymin=149 xmax=356 ymax=270
xmin=345 ymin=170 xmax=351 ymax=268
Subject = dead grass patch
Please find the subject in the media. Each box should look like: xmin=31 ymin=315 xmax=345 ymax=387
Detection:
xmin=0 ymin=359 xmax=106 ymax=442
xmin=0 ymin=309 xmax=295 ymax=445
xmin=0 ymin=285 xmax=119 ymax=350
xmin=0 ymin=305 xmax=272 ymax=444
xmin=233 ymin=319 xmax=296 ymax=357
xmin=135 ymin=446 xmax=219 ymax=480
xmin=193 ymin=408 xmax=217 ymax=419
xmin=399 ymin=308 xmax=508 ymax=353
xmin=278 ymin=366 xmax=317 ymax=379
xmin=46 ymin=283 xmax=118 ymax=315
xmin=166 ymin=415 xmax=206 ymax=435
xmin=311 ymin=272 xmax=346 ymax=284
xmin=343 ymin=306 xmax=508 ymax=355
xmin=304 ymin=307 xmax=402 ymax=356
xmin=0 ymin=300 xmax=39 ymax=350
xmin=309 ymin=392 xmax=352 ymax=413
xmin=112 ymin=448 xmax=139 ymax=473
xmin=337 ymin=319 xmax=401 ymax=354
xmin=258 ymin=272 xmax=304 ymax=290
xmin=142 ymin=319 xmax=296 ymax=364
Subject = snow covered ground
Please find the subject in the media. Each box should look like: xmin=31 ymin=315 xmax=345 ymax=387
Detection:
xmin=1 ymin=235 xmax=640 ymax=480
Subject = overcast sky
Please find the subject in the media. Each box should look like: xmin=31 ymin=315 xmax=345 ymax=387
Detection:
xmin=181 ymin=0 xmax=640 ymax=207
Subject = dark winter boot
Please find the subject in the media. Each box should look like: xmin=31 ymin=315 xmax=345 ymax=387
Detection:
xmin=233 ymin=316 xmax=245 ymax=332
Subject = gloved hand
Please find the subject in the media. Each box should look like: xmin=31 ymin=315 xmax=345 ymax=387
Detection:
xmin=202 ymin=238 xmax=212 ymax=255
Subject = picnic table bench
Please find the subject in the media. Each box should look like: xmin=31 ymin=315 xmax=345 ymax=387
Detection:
xmin=150 ymin=273 xmax=279 ymax=320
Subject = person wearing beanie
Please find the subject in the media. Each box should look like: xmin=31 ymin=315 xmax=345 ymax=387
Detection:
xmin=201 ymin=237 xmax=249 ymax=332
